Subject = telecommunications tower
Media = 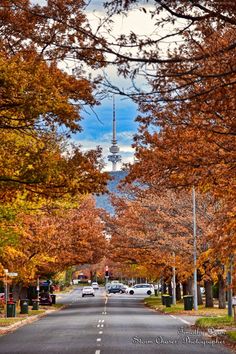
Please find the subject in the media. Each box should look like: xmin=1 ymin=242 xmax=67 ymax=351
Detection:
xmin=108 ymin=97 xmax=121 ymax=171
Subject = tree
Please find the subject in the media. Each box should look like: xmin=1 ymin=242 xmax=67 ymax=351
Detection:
xmin=0 ymin=196 xmax=107 ymax=292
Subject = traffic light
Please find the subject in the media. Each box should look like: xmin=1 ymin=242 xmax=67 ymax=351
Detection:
xmin=105 ymin=265 xmax=109 ymax=277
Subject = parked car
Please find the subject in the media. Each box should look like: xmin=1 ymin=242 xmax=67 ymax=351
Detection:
xmin=39 ymin=292 xmax=52 ymax=305
xmin=108 ymin=284 xmax=123 ymax=294
xmin=82 ymin=286 xmax=95 ymax=297
xmin=126 ymin=284 xmax=154 ymax=295
xmin=91 ymin=282 xmax=99 ymax=290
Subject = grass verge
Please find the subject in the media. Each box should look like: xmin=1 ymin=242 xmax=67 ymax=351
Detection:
xmin=144 ymin=295 xmax=227 ymax=316
xmin=226 ymin=331 xmax=236 ymax=342
xmin=195 ymin=316 xmax=236 ymax=328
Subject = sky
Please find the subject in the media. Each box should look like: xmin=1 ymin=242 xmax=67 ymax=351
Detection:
xmin=30 ymin=1 xmax=170 ymax=171
xmin=30 ymin=0 xmax=146 ymax=171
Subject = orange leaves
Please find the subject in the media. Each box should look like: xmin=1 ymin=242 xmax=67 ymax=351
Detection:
xmin=0 ymin=196 xmax=107 ymax=284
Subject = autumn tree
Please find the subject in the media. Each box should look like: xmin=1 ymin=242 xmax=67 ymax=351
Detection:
xmin=1 ymin=196 xmax=107 ymax=298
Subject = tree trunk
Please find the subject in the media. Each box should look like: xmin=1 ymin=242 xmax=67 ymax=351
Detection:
xmin=176 ymin=283 xmax=181 ymax=301
xmin=205 ymin=280 xmax=214 ymax=307
xmin=168 ymin=282 xmax=172 ymax=296
xmin=186 ymin=278 xmax=193 ymax=295
xmin=182 ymin=282 xmax=187 ymax=296
xmin=197 ymin=284 xmax=203 ymax=305
xmin=162 ymin=282 xmax=167 ymax=294
xmin=218 ymin=274 xmax=226 ymax=309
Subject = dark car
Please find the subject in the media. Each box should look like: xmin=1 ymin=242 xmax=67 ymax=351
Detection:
xmin=39 ymin=292 xmax=52 ymax=305
xmin=108 ymin=284 xmax=123 ymax=294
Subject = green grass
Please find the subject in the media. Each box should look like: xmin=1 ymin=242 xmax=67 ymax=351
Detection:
xmin=195 ymin=316 xmax=235 ymax=328
xmin=226 ymin=331 xmax=236 ymax=342
xmin=144 ymin=295 xmax=227 ymax=316
xmin=0 ymin=318 xmax=23 ymax=327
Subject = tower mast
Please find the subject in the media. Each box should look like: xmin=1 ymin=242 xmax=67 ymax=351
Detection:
xmin=108 ymin=96 xmax=121 ymax=171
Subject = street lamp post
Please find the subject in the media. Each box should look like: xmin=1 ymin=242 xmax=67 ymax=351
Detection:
xmin=192 ymin=186 xmax=198 ymax=311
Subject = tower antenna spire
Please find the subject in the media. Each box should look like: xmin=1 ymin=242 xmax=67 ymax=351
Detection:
xmin=108 ymin=96 xmax=121 ymax=171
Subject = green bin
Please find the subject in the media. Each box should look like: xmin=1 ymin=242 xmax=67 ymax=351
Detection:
xmin=7 ymin=302 xmax=16 ymax=317
xmin=162 ymin=294 xmax=170 ymax=305
xmin=32 ymin=300 xmax=39 ymax=310
xmin=20 ymin=299 xmax=29 ymax=314
xmin=165 ymin=295 xmax=172 ymax=307
xmin=51 ymin=294 xmax=56 ymax=304
xmin=183 ymin=295 xmax=193 ymax=310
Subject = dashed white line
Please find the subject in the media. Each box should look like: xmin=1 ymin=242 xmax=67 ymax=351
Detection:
xmin=101 ymin=324 xmax=104 ymax=328
xmin=97 ymin=324 xmax=100 ymax=328
xmin=99 ymin=331 xmax=103 ymax=334
xmin=97 ymin=338 xmax=101 ymax=342
xmin=95 ymin=350 xmax=100 ymax=354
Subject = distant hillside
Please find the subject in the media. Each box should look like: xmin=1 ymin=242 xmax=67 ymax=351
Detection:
xmin=95 ymin=171 xmax=127 ymax=214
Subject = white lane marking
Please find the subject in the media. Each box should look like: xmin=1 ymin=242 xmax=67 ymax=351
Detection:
xmin=179 ymin=318 xmax=191 ymax=325
xmin=97 ymin=324 xmax=100 ymax=328
xmin=101 ymin=324 xmax=104 ymax=328
xmin=97 ymin=338 xmax=101 ymax=342
xmin=101 ymin=320 xmax=104 ymax=323
xmin=98 ymin=320 xmax=102 ymax=323
xmin=169 ymin=314 xmax=191 ymax=325
xmin=95 ymin=351 xmax=100 ymax=354
xmin=99 ymin=331 xmax=103 ymax=334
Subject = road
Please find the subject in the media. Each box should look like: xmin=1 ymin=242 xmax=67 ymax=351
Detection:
xmin=0 ymin=288 xmax=232 ymax=354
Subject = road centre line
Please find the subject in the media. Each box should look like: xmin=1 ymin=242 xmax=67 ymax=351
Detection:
xmin=97 ymin=338 xmax=101 ymax=342
xmin=95 ymin=351 xmax=100 ymax=354
xmin=99 ymin=331 xmax=103 ymax=334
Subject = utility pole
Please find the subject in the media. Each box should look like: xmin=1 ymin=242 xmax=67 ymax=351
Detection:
xmin=227 ymin=254 xmax=233 ymax=317
xmin=172 ymin=252 xmax=176 ymax=305
xmin=193 ymin=186 xmax=198 ymax=311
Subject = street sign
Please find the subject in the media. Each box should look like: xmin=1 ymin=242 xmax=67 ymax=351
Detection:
xmin=7 ymin=272 xmax=18 ymax=277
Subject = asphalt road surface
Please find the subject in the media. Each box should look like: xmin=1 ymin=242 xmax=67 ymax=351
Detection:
xmin=0 ymin=288 xmax=232 ymax=354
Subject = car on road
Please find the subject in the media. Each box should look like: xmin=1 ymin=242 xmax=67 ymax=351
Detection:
xmin=126 ymin=284 xmax=154 ymax=295
xmin=119 ymin=284 xmax=129 ymax=293
xmin=91 ymin=282 xmax=99 ymax=290
xmin=82 ymin=286 xmax=95 ymax=297
xmin=108 ymin=284 xmax=123 ymax=294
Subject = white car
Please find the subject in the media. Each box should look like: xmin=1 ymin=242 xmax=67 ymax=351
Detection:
xmin=82 ymin=286 xmax=95 ymax=297
xmin=126 ymin=284 xmax=154 ymax=295
xmin=91 ymin=282 xmax=99 ymax=290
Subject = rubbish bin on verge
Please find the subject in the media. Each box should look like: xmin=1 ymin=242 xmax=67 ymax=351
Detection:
xmin=183 ymin=295 xmax=193 ymax=310
xmin=162 ymin=294 xmax=170 ymax=305
xmin=32 ymin=299 xmax=39 ymax=310
xmin=20 ymin=299 xmax=29 ymax=314
xmin=50 ymin=294 xmax=56 ymax=304
xmin=165 ymin=295 xmax=172 ymax=307
xmin=7 ymin=302 xmax=16 ymax=317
